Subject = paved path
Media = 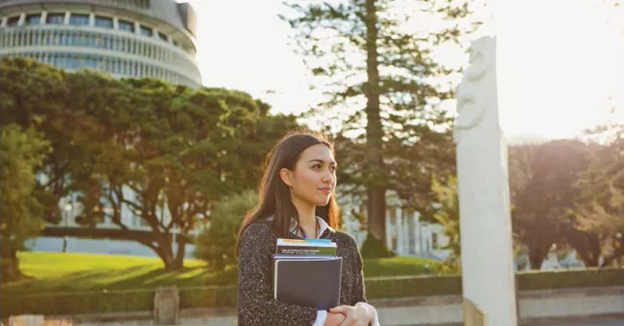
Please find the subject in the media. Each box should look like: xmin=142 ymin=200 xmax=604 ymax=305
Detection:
xmin=531 ymin=320 xmax=623 ymax=326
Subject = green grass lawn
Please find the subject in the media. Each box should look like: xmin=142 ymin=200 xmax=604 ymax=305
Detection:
xmin=2 ymin=252 xmax=440 ymax=296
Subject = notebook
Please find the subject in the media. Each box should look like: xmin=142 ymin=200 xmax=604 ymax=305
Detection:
xmin=273 ymin=256 xmax=342 ymax=310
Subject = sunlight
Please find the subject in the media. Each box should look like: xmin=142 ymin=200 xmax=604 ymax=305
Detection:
xmin=189 ymin=0 xmax=623 ymax=140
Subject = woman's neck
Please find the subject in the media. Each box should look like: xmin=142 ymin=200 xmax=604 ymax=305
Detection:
xmin=291 ymin=197 xmax=317 ymax=238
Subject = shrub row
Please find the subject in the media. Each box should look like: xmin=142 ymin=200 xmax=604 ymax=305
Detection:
xmin=2 ymin=267 xmax=622 ymax=317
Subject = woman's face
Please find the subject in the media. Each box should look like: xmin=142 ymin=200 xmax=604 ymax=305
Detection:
xmin=282 ymin=144 xmax=337 ymax=208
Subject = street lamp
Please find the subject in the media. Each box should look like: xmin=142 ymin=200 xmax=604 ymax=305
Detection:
xmin=62 ymin=203 xmax=73 ymax=253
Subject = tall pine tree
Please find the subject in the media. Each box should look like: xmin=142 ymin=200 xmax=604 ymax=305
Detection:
xmin=282 ymin=0 xmax=480 ymax=248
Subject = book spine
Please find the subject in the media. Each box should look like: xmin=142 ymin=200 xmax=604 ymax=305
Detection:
xmin=276 ymin=246 xmax=337 ymax=256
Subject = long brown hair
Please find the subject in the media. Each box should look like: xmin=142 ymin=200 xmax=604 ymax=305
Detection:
xmin=235 ymin=130 xmax=339 ymax=256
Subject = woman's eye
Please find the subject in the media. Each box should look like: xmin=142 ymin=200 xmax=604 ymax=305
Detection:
xmin=312 ymin=164 xmax=321 ymax=169
xmin=329 ymin=166 xmax=337 ymax=172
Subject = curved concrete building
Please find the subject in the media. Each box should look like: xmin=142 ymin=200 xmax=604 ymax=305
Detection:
xmin=0 ymin=0 xmax=201 ymax=87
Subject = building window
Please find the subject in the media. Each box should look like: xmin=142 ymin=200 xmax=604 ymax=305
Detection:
xmin=7 ymin=16 xmax=20 ymax=26
xmin=25 ymin=14 xmax=41 ymax=25
xmin=139 ymin=25 xmax=152 ymax=37
xmin=46 ymin=13 xmax=65 ymax=24
xmin=94 ymin=16 xmax=113 ymax=28
xmin=157 ymin=32 xmax=167 ymax=42
xmin=432 ymin=233 xmax=438 ymax=249
xmin=69 ymin=14 xmax=89 ymax=26
xmin=118 ymin=19 xmax=134 ymax=32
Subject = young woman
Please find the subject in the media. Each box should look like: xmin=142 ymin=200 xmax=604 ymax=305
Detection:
xmin=236 ymin=131 xmax=380 ymax=326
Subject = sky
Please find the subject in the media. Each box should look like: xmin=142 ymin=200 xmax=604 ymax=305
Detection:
xmin=187 ymin=0 xmax=623 ymax=141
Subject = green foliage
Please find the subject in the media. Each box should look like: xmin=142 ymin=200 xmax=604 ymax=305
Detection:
xmin=431 ymin=176 xmax=461 ymax=274
xmin=360 ymin=232 xmax=394 ymax=258
xmin=0 ymin=58 xmax=69 ymax=226
xmin=1 ymin=290 xmax=155 ymax=317
xmin=509 ymin=140 xmax=592 ymax=268
xmin=516 ymin=267 xmax=624 ymax=291
xmin=365 ymin=275 xmax=462 ymax=299
xmin=0 ymin=57 xmax=300 ymax=270
xmin=509 ymin=134 xmax=625 ymax=269
xmin=195 ymin=190 xmax=258 ymax=271
xmin=574 ymin=124 xmax=624 ymax=266
xmin=0 ymin=124 xmax=50 ymax=282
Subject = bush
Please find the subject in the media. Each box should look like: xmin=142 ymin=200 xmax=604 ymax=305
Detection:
xmin=516 ymin=267 xmax=623 ymax=291
xmin=194 ymin=190 xmax=257 ymax=271
xmin=360 ymin=233 xmax=394 ymax=258
xmin=1 ymin=286 xmax=238 ymax=318
xmin=179 ymin=285 xmax=238 ymax=309
xmin=2 ymin=268 xmax=621 ymax=317
xmin=365 ymin=275 xmax=462 ymax=299
xmin=1 ymin=289 xmax=154 ymax=317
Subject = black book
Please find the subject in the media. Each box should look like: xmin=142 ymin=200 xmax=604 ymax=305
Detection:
xmin=273 ymin=256 xmax=342 ymax=310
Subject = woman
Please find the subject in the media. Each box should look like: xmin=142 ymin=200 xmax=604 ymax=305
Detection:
xmin=236 ymin=131 xmax=380 ymax=326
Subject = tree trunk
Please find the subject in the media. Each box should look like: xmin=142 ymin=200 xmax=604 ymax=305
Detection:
xmin=528 ymin=241 xmax=549 ymax=270
xmin=172 ymin=236 xmax=186 ymax=270
xmin=152 ymin=233 xmax=184 ymax=271
xmin=1 ymin=248 xmax=23 ymax=283
xmin=577 ymin=233 xmax=601 ymax=267
xmin=364 ymin=0 xmax=386 ymax=244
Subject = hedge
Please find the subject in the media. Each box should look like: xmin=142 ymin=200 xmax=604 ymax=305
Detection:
xmin=2 ymin=267 xmax=622 ymax=317
xmin=516 ymin=267 xmax=624 ymax=291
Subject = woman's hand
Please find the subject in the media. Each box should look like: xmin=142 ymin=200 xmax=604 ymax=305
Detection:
xmin=323 ymin=312 xmax=347 ymax=326
xmin=328 ymin=303 xmax=371 ymax=326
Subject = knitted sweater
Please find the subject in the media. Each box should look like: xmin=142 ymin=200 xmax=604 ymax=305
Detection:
xmin=237 ymin=219 xmax=368 ymax=326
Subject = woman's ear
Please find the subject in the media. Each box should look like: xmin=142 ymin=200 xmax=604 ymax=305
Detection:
xmin=280 ymin=168 xmax=293 ymax=188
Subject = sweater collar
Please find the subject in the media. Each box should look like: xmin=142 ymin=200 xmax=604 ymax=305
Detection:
xmin=266 ymin=215 xmax=335 ymax=239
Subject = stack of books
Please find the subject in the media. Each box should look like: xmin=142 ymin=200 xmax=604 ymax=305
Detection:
xmin=273 ymin=238 xmax=343 ymax=310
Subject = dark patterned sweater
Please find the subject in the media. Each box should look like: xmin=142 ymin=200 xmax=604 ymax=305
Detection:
xmin=237 ymin=220 xmax=368 ymax=326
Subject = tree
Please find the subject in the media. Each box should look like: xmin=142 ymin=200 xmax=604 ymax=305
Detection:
xmin=510 ymin=140 xmax=590 ymax=269
xmin=195 ymin=190 xmax=257 ymax=271
xmin=74 ymin=82 xmax=299 ymax=270
xmin=282 ymin=0 xmax=478 ymax=251
xmin=574 ymin=124 xmax=624 ymax=266
xmin=0 ymin=125 xmax=50 ymax=282
xmin=0 ymin=58 xmax=301 ymax=270
xmin=0 ymin=58 xmax=70 ymax=226
xmin=431 ymin=176 xmax=460 ymax=274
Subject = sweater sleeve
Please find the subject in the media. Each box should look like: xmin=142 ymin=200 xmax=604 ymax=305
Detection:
xmin=349 ymin=236 xmax=367 ymax=305
xmin=237 ymin=223 xmax=318 ymax=326
xmin=349 ymin=237 xmax=380 ymax=326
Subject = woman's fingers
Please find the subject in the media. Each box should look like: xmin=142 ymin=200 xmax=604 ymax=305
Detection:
xmin=329 ymin=305 xmax=350 ymax=314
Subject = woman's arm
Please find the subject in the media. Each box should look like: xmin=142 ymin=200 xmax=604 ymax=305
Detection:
xmin=238 ymin=223 xmax=319 ymax=326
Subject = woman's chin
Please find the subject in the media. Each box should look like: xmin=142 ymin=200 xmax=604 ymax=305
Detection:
xmin=315 ymin=197 xmax=331 ymax=206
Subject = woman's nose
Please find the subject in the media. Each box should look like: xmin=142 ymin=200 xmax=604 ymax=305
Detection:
xmin=321 ymin=169 xmax=334 ymax=183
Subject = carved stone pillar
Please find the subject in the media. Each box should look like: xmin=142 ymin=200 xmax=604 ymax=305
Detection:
xmin=454 ymin=36 xmax=518 ymax=326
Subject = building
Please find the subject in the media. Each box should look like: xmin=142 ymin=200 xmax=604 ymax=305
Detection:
xmin=339 ymin=190 xmax=452 ymax=261
xmin=0 ymin=0 xmax=202 ymax=87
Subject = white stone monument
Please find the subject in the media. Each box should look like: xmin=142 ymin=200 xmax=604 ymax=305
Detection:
xmin=454 ymin=36 xmax=518 ymax=326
